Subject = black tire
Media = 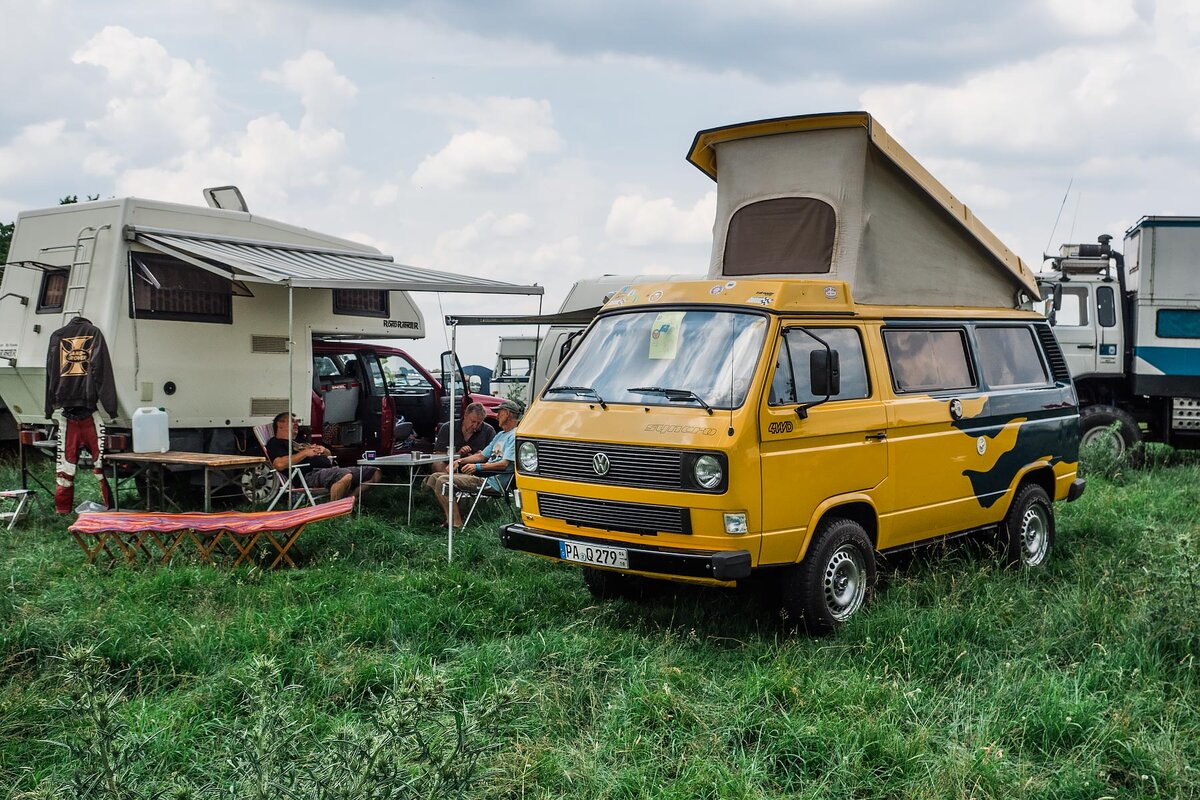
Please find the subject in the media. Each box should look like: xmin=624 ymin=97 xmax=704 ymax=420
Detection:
xmin=780 ymin=518 xmax=876 ymax=635
xmin=1079 ymin=404 xmax=1141 ymax=455
xmin=1000 ymin=483 xmax=1055 ymax=568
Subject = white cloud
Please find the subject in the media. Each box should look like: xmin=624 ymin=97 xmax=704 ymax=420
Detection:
xmin=412 ymin=97 xmax=561 ymax=189
xmin=1045 ymin=0 xmax=1139 ymax=35
xmin=433 ymin=211 xmax=536 ymax=260
xmin=263 ymin=50 xmax=358 ymax=123
xmin=605 ymin=191 xmax=716 ymax=246
xmin=492 ymin=212 xmax=533 ymax=237
xmin=72 ymin=26 xmax=216 ymax=152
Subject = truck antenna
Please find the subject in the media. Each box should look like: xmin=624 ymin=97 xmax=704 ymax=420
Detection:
xmin=1044 ymin=177 xmax=1074 ymax=255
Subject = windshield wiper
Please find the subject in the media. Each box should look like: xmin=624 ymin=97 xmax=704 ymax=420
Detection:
xmin=545 ymin=385 xmax=608 ymax=409
xmin=628 ymin=386 xmax=714 ymax=415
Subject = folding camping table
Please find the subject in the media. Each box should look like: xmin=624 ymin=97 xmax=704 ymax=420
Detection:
xmin=106 ymin=451 xmax=267 ymax=513
xmin=357 ymin=452 xmax=450 ymax=523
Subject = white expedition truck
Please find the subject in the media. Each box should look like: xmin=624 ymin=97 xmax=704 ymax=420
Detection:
xmin=1041 ymin=218 xmax=1200 ymax=452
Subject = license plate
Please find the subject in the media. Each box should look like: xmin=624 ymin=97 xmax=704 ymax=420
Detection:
xmin=559 ymin=540 xmax=629 ymax=570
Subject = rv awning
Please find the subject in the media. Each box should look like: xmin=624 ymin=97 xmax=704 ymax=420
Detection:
xmin=129 ymin=227 xmax=543 ymax=296
xmin=446 ymin=308 xmax=600 ymax=326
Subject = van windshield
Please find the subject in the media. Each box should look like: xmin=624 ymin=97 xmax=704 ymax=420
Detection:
xmin=547 ymin=309 xmax=768 ymax=409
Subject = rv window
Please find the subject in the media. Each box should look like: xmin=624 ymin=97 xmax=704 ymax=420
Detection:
xmin=769 ymin=327 xmax=869 ymax=406
xmin=975 ymin=326 xmax=1049 ymax=389
xmin=500 ymin=357 xmax=532 ymax=378
xmin=130 ymin=253 xmax=233 ymax=324
xmin=1055 ymin=287 xmax=1090 ymax=327
xmin=333 ymin=289 xmax=389 ymax=318
xmin=723 ymin=197 xmax=835 ymax=276
xmin=884 ymin=328 xmax=975 ymax=393
xmin=1157 ymin=309 xmax=1200 ymax=339
xmin=36 ymin=270 xmax=68 ymax=313
xmin=1096 ymin=286 xmax=1117 ymax=328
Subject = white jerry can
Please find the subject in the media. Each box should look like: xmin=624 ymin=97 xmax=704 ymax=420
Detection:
xmin=132 ymin=407 xmax=170 ymax=453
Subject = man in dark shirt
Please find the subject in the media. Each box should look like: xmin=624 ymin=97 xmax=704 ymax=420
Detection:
xmin=428 ymin=402 xmax=495 ymax=475
xmin=266 ymin=413 xmax=380 ymax=502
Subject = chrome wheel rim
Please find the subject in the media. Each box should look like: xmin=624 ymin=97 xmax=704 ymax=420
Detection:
xmin=823 ymin=545 xmax=866 ymax=621
xmin=1020 ymin=503 xmax=1050 ymax=566
xmin=1080 ymin=425 xmax=1125 ymax=455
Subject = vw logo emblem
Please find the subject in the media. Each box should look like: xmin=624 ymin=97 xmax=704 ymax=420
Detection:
xmin=592 ymin=452 xmax=611 ymax=476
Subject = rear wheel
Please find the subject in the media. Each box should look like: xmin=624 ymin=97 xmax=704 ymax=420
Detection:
xmin=1079 ymin=404 xmax=1141 ymax=455
xmin=780 ymin=517 xmax=876 ymax=635
xmin=1001 ymin=483 xmax=1054 ymax=568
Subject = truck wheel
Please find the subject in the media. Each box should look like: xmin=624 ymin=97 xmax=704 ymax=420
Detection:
xmin=1000 ymin=483 xmax=1054 ymax=568
xmin=779 ymin=518 xmax=876 ymax=635
xmin=1079 ymin=405 xmax=1141 ymax=455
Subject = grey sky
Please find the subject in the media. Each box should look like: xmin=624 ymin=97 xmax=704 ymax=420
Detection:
xmin=2 ymin=0 xmax=1197 ymax=367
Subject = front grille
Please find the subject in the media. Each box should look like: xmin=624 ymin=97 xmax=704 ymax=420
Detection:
xmin=526 ymin=439 xmax=687 ymax=490
xmin=537 ymin=493 xmax=691 ymax=535
xmin=1035 ymin=324 xmax=1072 ymax=382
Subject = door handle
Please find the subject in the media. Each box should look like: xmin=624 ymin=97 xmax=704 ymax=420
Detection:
xmin=1076 ymin=344 xmax=1096 ymax=350
xmin=865 ymin=432 xmax=887 ymax=441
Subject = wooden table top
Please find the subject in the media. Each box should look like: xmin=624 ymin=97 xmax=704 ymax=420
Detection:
xmin=106 ymin=451 xmax=267 ymax=468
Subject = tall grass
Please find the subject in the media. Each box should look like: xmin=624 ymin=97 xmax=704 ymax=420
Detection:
xmin=1 ymin=451 xmax=1198 ymax=798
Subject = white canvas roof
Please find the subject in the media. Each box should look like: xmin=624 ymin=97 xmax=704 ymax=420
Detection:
xmin=686 ymin=112 xmax=1039 ymax=308
xmin=131 ymin=227 xmax=544 ymax=295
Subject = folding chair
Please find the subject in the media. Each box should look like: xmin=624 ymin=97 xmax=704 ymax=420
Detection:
xmin=462 ymin=472 xmax=517 ymax=528
xmin=252 ymin=425 xmax=329 ymax=510
xmin=1 ymin=489 xmax=35 ymax=531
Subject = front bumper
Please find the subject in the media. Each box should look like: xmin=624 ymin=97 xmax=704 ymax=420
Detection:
xmin=499 ymin=523 xmax=752 ymax=581
xmin=1067 ymin=477 xmax=1086 ymax=502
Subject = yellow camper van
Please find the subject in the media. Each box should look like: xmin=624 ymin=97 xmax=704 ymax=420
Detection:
xmin=498 ymin=112 xmax=1085 ymax=632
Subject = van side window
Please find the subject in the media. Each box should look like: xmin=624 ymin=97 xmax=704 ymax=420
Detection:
xmin=975 ymin=326 xmax=1048 ymax=388
xmin=884 ymin=328 xmax=974 ymax=393
xmin=36 ymin=270 xmax=68 ymax=313
xmin=130 ymin=252 xmax=233 ymax=324
xmin=1055 ymin=286 xmax=1089 ymax=327
xmin=1096 ymin=286 xmax=1117 ymax=328
xmin=769 ymin=328 xmax=869 ymax=405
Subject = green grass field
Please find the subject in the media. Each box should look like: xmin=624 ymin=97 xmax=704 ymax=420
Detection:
xmin=1 ymin=451 xmax=1197 ymax=798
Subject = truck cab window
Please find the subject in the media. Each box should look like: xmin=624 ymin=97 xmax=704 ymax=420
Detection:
xmin=1055 ymin=286 xmax=1090 ymax=327
xmin=769 ymin=327 xmax=869 ymax=406
xmin=884 ymin=328 xmax=975 ymax=393
xmin=1096 ymin=286 xmax=1117 ymax=328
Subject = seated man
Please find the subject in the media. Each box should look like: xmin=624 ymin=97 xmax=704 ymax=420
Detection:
xmin=425 ymin=399 xmax=522 ymax=526
xmin=266 ymin=412 xmax=381 ymax=502
xmin=428 ymin=402 xmax=495 ymax=474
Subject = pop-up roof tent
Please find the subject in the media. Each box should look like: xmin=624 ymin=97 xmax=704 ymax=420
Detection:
xmin=686 ymin=111 xmax=1040 ymax=308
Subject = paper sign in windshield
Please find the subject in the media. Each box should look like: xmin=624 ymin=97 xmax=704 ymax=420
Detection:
xmin=648 ymin=312 xmax=684 ymax=360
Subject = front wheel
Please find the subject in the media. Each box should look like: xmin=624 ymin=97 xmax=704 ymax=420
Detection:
xmin=1001 ymin=483 xmax=1055 ymax=568
xmin=780 ymin=517 xmax=876 ymax=635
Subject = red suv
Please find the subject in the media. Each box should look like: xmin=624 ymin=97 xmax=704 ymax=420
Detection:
xmin=310 ymin=342 xmax=501 ymax=462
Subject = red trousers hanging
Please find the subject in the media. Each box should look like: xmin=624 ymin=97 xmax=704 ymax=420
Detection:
xmin=54 ymin=411 xmax=114 ymax=514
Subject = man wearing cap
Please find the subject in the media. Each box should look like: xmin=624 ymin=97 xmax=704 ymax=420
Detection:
xmin=426 ymin=398 xmax=523 ymax=526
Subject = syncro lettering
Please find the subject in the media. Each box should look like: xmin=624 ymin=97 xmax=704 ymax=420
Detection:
xmin=383 ymin=320 xmax=420 ymax=329
xmin=644 ymin=423 xmax=718 ymax=436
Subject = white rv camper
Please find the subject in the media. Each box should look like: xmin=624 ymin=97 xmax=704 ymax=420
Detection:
xmin=0 ymin=194 xmax=541 ymax=464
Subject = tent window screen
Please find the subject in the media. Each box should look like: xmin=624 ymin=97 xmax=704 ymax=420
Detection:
xmin=723 ymin=197 xmax=836 ymax=275
xmin=884 ymin=328 xmax=975 ymax=393
xmin=36 ymin=270 xmax=68 ymax=313
xmin=333 ymin=289 xmax=389 ymax=318
xmin=129 ymin=252 xmax=232 ymax=324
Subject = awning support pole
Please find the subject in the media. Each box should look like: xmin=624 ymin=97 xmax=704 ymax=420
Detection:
xmin=447 ymin=320 xmax=457 ymax=562
xmin=286 ymin=281 xmax=294 ymax=486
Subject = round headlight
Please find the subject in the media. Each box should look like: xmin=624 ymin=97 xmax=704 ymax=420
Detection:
xmin=693 ymin=454 xmax=723 ymax=489
xmin=518 ymin=441 xmax=539 ymax=472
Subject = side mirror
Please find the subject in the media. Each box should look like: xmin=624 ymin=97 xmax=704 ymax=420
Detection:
xmin=1052 ymin=283 xmax=1063 ymax=311
xmin=809 ymin=349 xmax=840 ymax=397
